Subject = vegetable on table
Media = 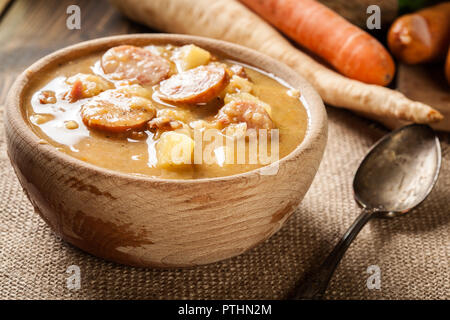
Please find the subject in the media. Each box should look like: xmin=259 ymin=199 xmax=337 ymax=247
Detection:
xmin=239 ymin=0 xmax=395 ymax=87
xmin=388 ymin=2 xmax=450 ymax=64
xmin=111 ymin=0 xmax=443 ymax=124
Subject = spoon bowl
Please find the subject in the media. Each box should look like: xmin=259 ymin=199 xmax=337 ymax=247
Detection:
xmin=354 ymin=124 xmax=441 ymax=217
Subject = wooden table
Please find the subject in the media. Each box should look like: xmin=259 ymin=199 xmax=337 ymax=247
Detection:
xmin=0 ymin=0 xmax=151 ymax=106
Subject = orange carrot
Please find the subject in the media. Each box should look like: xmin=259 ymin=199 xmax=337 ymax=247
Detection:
xmin=388 ymin=3 xmax=450 ymax=64
xmin=239 ymin=0 xmax=396 ymax=86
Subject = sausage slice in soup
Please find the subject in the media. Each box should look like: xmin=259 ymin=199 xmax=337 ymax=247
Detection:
xmin=81 ymin=87 xmax=156 ymax=133
xmin=101 ymin=45 xmax=171 ymax=85
xmin=158 ymin=65 xmax=230 ymax=104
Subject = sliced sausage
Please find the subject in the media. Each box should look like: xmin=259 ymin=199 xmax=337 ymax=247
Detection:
xmin=101 ymin=45 xmax=171 ymax=85
xmin=158 ymin=65 xmax=229 ymax=104
xmin=216 ymin=101 xmax=273 ymax=130
xmin=80 ymin=88 xmax=156 ymax=133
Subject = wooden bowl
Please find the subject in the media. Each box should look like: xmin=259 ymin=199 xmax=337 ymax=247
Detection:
xmin=5 ymin=34 xmax=327 ymax=267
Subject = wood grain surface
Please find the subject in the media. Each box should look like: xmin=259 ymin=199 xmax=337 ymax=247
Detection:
xmin=0 ymin=0 xmax=149 ymax=106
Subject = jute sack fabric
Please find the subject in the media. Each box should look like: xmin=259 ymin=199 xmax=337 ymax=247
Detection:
xmin=1 ymin=106 xmax=449 ymax=299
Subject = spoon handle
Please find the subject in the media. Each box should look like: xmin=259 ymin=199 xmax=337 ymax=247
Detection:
xmin=289 ymin=208 xmax=375 ymax=300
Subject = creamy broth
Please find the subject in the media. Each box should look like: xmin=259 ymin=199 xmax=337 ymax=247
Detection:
xmin=24 ymin=44 xmax=308 ymax=179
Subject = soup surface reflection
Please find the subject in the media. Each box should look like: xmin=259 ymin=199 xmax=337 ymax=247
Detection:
xmin=25 ymin=44 xmax=308 ymax=179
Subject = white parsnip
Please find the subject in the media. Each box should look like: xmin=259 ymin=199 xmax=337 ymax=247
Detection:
xmin=111 ymin=0 xmax=443 ymax=123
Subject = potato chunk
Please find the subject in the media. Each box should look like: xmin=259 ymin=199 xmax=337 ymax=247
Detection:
xmin=224 ymin=92 xmax=272 ymax=117
xmin=156 ymin=131 xmax=195 ymax=168
xmin=175 ymin=44 xmax=211 ymax=71
xmin=66 ymin=73 xmax=112 ymax=102
xmin=223 ymin=75 xmax=253 ymax=95
xmin=116 ymin=84 xmax=152 ymax=99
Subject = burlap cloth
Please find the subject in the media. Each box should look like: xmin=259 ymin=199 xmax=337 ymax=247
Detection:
xmin=1 ymin=105 xmax=449 ymax=300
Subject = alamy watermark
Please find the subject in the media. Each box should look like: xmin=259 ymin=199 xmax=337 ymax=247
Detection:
xmin=163 ymin=128 xmax=280 ymax=175
xmin=66 ymin=5 xmax=81 ymax=30
xmin=366 ymin=5 xmax=381 ymax=30
xmin=366 ymin=265 xmax=381 ymax=290
xmin=66 ymin=265 xmax=81 ymax=290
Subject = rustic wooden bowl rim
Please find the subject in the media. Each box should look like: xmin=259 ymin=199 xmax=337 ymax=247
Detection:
xmin=6 ymin=33 xmax=326 ymax=184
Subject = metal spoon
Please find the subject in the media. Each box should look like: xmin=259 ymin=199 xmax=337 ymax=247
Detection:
xmin=290 ymin=124 xmax=441 ymax=300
